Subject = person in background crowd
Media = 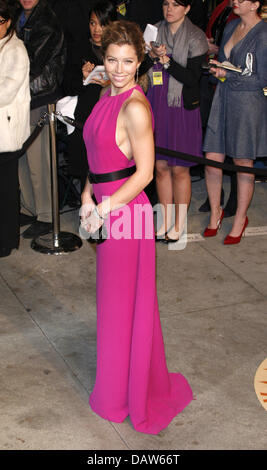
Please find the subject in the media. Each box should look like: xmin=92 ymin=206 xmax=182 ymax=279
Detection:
xmin=123 ymin=0 xmax=163 ymax=30
xmin=260 ymin=0 xmax=267 ymax=20
xmin=16 ymin=0 xmax=66 ymax=239
xmin=119 ymin=0 xmax=208 ymax=32
xmin=124 ymin=0 xmax=209 ymax=209
xmin=199 ymin=0 xmax=239 ymax=217
xmin=141 ymin=0 xmax=208 ymax=243
xmin=206 ymin=0 xmax=237 ymax=53
xmin=81 ymin=19 xmax=193 ymax=434
xmin=63 ymin=0 xmax=116 ymax=191
xmin=47 ymin=0 xmax=96 ymax=45
xmin=0 ymin=0 xmax=30 ymax=257
xmin=187 ymin=0 xmax=208 ymax=30
xmin=203 ymin=0 xmax=267 ymax=245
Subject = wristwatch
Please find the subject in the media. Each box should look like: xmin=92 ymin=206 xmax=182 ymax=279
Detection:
xmin=163 ymin=59 xmax=171 ymax=70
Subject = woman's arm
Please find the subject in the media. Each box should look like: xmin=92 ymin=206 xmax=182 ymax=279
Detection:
xmin=97 ymin=98 xmax=154 ymax=219
xmin=160 ymin=53 xmax=207 ymax=87
xmin=0 ymin=44 xmax=29 ymax=108
xmin=81 ymin=177 xmax=94 ymax=203
xmin=139 ymin=53 xmax=155 ymax=76
xmin=80 ymin=176 xmax=96 ymax=227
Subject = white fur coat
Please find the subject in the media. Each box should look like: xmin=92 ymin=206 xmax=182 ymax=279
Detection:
xmin=0 ymin=33 xmax=30 ymax=153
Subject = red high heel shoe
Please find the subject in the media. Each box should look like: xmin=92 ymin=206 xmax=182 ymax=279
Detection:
xmin=224 ymin=216 xmax=248 ymax=245
xmin=203 ymin=209 xmax=225 ymax=237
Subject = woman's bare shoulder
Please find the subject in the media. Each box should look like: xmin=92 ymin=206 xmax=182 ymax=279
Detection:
xmin=123 ymin=89 xmax=151 ymax=123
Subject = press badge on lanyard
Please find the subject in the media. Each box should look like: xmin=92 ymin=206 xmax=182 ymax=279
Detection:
xmin=153 ymin=71 xmax=163 ymax=85
xmin=118 ymin=2 xmax=126 ymax=16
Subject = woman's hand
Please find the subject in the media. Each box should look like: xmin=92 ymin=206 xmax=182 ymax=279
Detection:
xmin=82 ymin=61 xmax=95 ymax=79
xmin=80 ymin=184 xmax=95 ymax=226
xmin=80 ymin=198 xmax=95 ymax=231
xmin=149 ymin=42 xmax=166 ymax=59
xmin=80 ymin=180 xmax=105 ymax=236
xmin=207 ymin=37 xmax=219 ymax=56
xmin=90 ymin=73 xmax=111 ymax=87
xmin=209 ymin=59 xmax=227 ymax=79
xmin=159 ymin=54 xmax=170 ymax=66
xmin=80 ymin=201 xmax=104 ymax=235
xmin=85 ymin=206 xmax=104 ymax=234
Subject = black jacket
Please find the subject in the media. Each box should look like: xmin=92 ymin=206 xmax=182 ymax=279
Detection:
xmin=63 ymin=40 xmax=102 ymax=97
xmin=140 ymin=53 xmax=206 ymax=110
xmin=63 ymin=40 xmax=103 ymax=177
xmin=17 ymin=0 xmax=66 ymax=109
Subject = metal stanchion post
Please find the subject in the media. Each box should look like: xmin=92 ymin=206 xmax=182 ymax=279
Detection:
xmin=31 ymin=103 xmax=82 ymax=255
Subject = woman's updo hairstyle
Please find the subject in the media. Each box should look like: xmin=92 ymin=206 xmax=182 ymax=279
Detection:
xmin=101 ymin=20 xmax=146 ymax=62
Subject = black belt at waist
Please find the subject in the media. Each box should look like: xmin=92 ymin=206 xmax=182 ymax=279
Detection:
xmin=88 ymin=165 xmax=136 ymax=184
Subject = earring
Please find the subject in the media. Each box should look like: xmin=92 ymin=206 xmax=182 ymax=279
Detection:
xmin=136 ymin=67 xmax=139 ymax=83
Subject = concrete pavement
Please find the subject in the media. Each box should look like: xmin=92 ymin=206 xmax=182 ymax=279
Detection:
xmin=1 ymin=175 xmax=267 ymax=450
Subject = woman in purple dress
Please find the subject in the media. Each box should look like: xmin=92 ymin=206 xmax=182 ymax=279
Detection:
xmin=145 ymin=0 xmax=208 ymax=242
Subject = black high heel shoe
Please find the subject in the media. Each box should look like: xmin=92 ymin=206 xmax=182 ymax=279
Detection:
xmin=155 ymin=225 xmax=174 ymax=242
xmin=164 ymin=235 xmax=179 ymax=244
xmin=163 ymin=226 xmax=183 ymax=244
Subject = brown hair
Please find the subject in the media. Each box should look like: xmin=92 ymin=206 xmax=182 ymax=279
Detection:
xmin=101 ymin=20 xmax=145 ymax=62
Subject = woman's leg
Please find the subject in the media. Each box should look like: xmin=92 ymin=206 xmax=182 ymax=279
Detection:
xmin=205 ymin=152 xmax=225 ymax=228
xmin=155 ymin=160 xmax=173 ymax=236
xmin=224 ymin=170 xmax=237 ymax=217
xmin=228 ymin=158 xmax=254 ymax=237
xmin=166 ymin=165 xmax=191 ymax=240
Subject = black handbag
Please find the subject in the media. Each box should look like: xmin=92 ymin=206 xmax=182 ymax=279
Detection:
xmin=86 ymin=222 xmax=108 ymax=245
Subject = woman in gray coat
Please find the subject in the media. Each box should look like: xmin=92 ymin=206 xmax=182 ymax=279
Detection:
xmin=203 ymin=0 xmax=267 ymax=245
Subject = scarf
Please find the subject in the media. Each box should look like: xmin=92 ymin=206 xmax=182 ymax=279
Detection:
xmin=149 ymin=16 xmax=208 ymax=107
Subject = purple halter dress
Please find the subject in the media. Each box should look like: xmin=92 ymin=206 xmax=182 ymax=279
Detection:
xmin=83 ymin=84 xmax=193 ymax=434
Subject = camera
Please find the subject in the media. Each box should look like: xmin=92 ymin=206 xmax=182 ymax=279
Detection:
xmin=151 ymin=41 xmax=161 ymax=48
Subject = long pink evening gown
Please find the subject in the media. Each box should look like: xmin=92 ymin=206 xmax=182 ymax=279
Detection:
xmin=83 ymin=84 xmax=193 ymax=434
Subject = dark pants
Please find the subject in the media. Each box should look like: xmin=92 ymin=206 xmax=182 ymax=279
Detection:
xmin=0 ymin=157 xmax=20 ymax=253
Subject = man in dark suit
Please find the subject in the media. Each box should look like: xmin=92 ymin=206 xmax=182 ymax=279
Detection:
xmin=17 ymin=0 xmax=66 ymax=238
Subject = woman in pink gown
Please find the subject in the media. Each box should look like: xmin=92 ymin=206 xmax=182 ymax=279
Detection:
xmin=81 ymin=20 xmax=193 ymax=435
